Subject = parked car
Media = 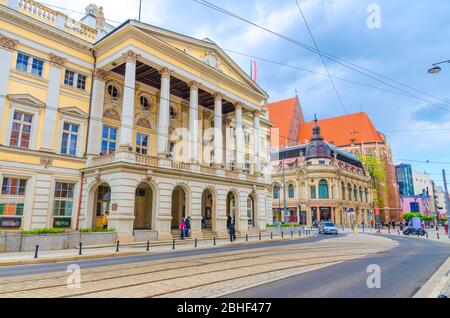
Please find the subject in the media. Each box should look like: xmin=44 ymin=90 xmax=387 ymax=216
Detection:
xmin=403 ymin=226 xmax=426 ymax=236
xmin=318 ymin=222 xmax=338 ymax=235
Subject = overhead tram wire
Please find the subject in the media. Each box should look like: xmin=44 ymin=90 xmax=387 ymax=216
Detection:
xmin=191 ymin=0 xmax=450 ymax=112
xmin=26 ymin=2 xmax=450 ymax=111
xmin=295 ymin=0 xmax=347 ymax=115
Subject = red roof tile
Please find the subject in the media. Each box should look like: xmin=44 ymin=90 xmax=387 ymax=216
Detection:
xmin=268 ymin=97 xmax=301 ymax=148
xmin=298 ymin=112 xmax=384 ymax=147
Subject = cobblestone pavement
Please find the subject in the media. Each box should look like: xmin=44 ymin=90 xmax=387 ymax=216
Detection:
xmin=0 ymin=234 xmax=396 ymax=298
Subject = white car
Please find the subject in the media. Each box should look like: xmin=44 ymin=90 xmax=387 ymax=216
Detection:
xmin=318 ymin=222 xmax=339 ymax=235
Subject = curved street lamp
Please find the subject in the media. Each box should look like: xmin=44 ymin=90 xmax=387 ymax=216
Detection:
xmin=428 ymin=60 xmax=450 ymax=74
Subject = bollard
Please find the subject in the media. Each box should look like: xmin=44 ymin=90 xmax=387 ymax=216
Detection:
xmin=426 ymin=232 xmax=429 ymax=239
xmin=271 ymin=232 xmax=273 ymax=240
xmin=246 ymin=234 xmax=248 ymax=242
xmin=116 ymin=241 xmax=120 ymax=252
xmin=259 ymin=232 xmax=262 ymax=241
xmin=146 ymin=241 xmax=150 ymax=252
xmin=34 ymin=245 xmax=39 ymax=259
xmin=437 ymin=233 xmax=440 ymax=240
xmin=281 ymin=231 xmax=284 ymax=239
xmin=79 ymin=242 xmax=83 ymax=256
xmin=195 ymin=238 xmax=198 ymax=248
xmin=291 ymin=231 xmax=293 ymax=238
xmin=398 ymin=230 xmax=400 ymax=235
xmin=299 ymin=230 xmax=301 ymax=237
xmin=173 ymin=239 xmax=176 ymax=250
xmin=214 ymin=236 xmax=216 ymax=246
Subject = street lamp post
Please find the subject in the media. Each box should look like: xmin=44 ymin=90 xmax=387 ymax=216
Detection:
xmin=428 ymin=63 xmax=450 ymax=238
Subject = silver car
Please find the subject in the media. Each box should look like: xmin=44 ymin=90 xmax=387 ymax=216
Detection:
xmin=318 ymin=222 xmax=338 ymax=235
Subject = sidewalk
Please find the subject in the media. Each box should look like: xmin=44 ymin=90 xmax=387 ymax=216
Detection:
xmin=0 ymin=232 xmax=316 ymax=267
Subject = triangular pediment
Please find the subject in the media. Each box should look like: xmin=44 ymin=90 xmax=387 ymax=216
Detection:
xmin=7 ymin=94 xmax=46 ymax=108
xmin=129 ymin=21 xmax=267 ymax=97
xmin=58 ymin=106 xmax=89 ymax=118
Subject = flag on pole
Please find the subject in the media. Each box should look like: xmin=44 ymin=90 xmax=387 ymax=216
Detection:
xmin=253 ymin=60 xmax=258 ymax=82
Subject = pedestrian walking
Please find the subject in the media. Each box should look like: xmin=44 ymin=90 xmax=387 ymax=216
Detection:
xmin=227 ymin=215 xmax=232 ymax=229
xmin=186 ymin=216 xmax=191 ymax=238
xmin=179 ymin=218 xmax=186 ymax=240
xmin=445 ymin=222 xmax=449 ymax=236
xmin=229 ymin=218 xmax=236 ymax=242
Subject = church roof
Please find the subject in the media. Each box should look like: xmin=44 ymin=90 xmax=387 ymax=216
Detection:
xmin=268 ymin=96 xmax=302 ymax=148
xmin=298 ymin=112 xmax=384 ymax=147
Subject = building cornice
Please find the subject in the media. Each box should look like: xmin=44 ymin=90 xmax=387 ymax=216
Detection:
xmin=0 ymin=5 xmax=93 ymax=53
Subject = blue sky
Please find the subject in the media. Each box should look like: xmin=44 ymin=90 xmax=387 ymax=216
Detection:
xmin=42 ymin=0 xmax=450 ymax=187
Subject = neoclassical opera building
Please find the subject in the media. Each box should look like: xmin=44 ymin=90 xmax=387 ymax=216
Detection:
xmin=0 ymin=2 xmax=273 ymax=241
xmin=271 ymin=120 xmax=373 ymax=226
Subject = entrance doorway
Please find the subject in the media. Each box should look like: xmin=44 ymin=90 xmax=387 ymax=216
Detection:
xmin=247 ymin=194 xmax=255 ymax=227
xmin=320 ymin=207 xmax=332 ymax=222
xmin=134 ymin=183 xmax=153 ymax=229
xmin=201 ymin=189 xmax=214 ymax=230
xmin=94 ymin=184 xmax=111 ymax=229
xmin=171 ymin=186 xmax=187 ymax=228
xmin=226 ymin=192 xmax=237 ymax=229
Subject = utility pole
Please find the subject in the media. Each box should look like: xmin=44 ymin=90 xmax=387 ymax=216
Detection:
xmin=443 ymin=169 xmax=450 ymax=238
xmin=282 ymin=160 xmax=287 ymax=224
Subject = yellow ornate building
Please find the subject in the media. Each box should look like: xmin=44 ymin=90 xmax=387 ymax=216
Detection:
xmin=271 ymin=120 xmax=373 ymax=227
xmin=0 ymin=1 xmax=273 ymax=241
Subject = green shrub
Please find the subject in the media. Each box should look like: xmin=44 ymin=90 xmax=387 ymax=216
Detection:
xmin=21 ymin=228 xmax=66 ymax=235
xmin=439 ymin=218 xmax=448 ymax=222
xmin=79 ymin=228 xmax=115 ymax=233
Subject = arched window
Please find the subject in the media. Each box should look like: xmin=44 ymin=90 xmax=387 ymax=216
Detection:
xmin=288 ymin=184 xmax=295 ymax=199
xmin=347 ymin=184 xmax=352 ymax=201
xmin=273 ymin=184 xmax=280 ymax=200
xmin=359 ymin=187 xmax=363 ymax=202
xmin=341 ymin=182 xmax=346 ymax=200
xmin=353 ymin=186 xmax=358 ymax=202
xmin=319 ymin=179 xmax=329 ymax=199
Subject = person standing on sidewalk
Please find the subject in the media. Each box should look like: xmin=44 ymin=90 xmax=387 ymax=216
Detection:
xmin=179 ymin=218 xmax=186 ymax=240
xmin=186 ymin=216 xmax=191 ymax=238
xmin=229 ymin=218 xmax=236 ymax=242
xmin=102 ymin=211 xmax=109 ymax=230
xmin=445 ymin=222 xmax=449 ymax=236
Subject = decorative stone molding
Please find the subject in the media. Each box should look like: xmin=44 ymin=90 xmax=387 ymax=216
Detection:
xmin=49 ymin=53 xmax=67 ymax=69
xmin=0 ymin=34 xmax=18 ymax=51
xmin=159 ymin=67 xmax=172 ymax=79
xmin=181 ymin=102 xmax=190 ymax=113
xmin=122 ymin=50 xmax=140 ymax=63
xmin=213 ymin=92 xmax=223 ymax=100
xmin=40 ymin=157 xmax=53 ymax=168
xmin=234 ymin=102 xmax=243 ymax=110
xmin=188 ymin=81 xmax=200 ymax=90
xmin=93 ymin=68 xmax=108 ymax=81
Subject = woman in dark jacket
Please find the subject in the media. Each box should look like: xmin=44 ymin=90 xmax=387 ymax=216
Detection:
xmin=229 ymin=218 xmax=236 ymax=242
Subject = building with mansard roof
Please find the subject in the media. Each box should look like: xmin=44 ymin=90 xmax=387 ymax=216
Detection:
xmin=270 ymin=119 xmax=373 ymax=227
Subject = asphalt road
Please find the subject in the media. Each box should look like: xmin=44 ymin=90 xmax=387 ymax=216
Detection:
xmin=226 ymin=235 xmax=450 ymax=298
xmin=0 ymin=234 xmax=327 ymax=278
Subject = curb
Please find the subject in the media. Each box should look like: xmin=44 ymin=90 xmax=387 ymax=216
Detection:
xmin=414 ymin=256 xmax=450 ymax=298
xmin=0 ymin=235 xmax=317 ymax=267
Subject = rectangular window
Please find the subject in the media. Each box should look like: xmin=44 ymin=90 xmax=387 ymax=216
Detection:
xmin=16 ymin=53 xmax=29 ymax=72
xmin=10 ymin=111 xmax=33 ymax=148
xmin=311 ymin=186 xmax=317 ymax=199
xmin=0 ymin=203 xmax=24 ymax=216
xmin=136 ymin=133 xmax=149 ymax=155
xmin=77 ymin=74 xmax=87 ymax=90
xmin=1 ymin=178 xmax=27 ymax=196
xmin=60 ymin=122 xmax=79 ymax=156
xmin=101 ymin=126 xmax=117 ymax=155
xmin=31 ymin=58 xmax=44 ymax=77
xmin=53 ymin=182 xmax=75 ymax=217
xmin=64 ymin=70 xmax=75 ymax=86
xmin=16 ymin=53 xmax=44 ymax=77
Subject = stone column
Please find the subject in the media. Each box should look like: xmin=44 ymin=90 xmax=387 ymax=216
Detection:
xmin=157 ymin=67 xmax=171 ymax=158
xmin=188 ymin=81 xmax=199 ymax=164
xmin=40 ymin=54 xmax=66 ymax=152
xmin=253 ymin=111 xmax=261 ymax=175
xmin=87 ymin=69 xmax=107 ymax=159
xmin=119 ymin=50 xmax=138 ymax=150
xmin=0 ymin=35 xmax=18 ymax=144
xmin=234 ymin=103 xmax=244 ymax=173
xmin=213 ymin=93 xmax=223 ymax=167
